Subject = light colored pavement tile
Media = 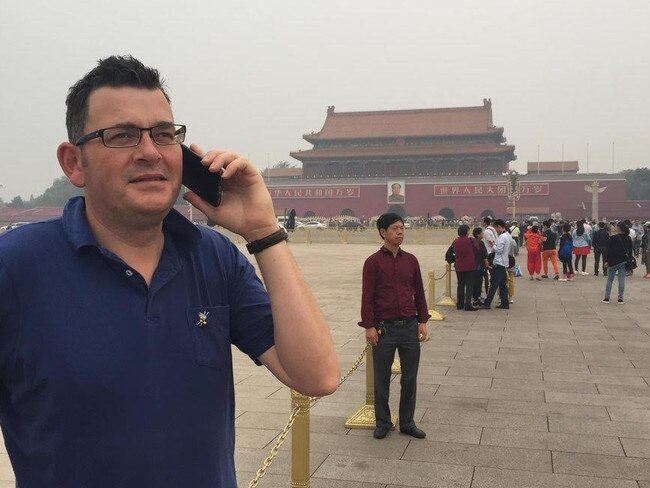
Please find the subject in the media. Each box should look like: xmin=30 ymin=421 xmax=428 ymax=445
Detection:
xmin=447 ymin=366 xmax=543 ymax=380
xmin=621 ymin=437 xmax=650 ymax=458
xmin=435 ymin=385 xmax=544 ymax=402
xmin=589 ymin=366 xmax=650 ymax=377
xmin=597 ymin=383 xmax=650 ymax=398
xmin=550 ymin=417 xmax=650 ymax=439
xmin=422 ymin=396 xmax=489 ymax=412
xmin=418 ymin=374 xmax=492 ymax=387
xmin=487 ymin=399 xmax=610 ymax=419
xmin=236 ymin=427 xmax=284 ymax=449
xmin=472 ymin=466 xmax=638 ymax=488
xmin=403 ymin=440 xmax=552 ymax=472
xmin=481 ymin=427 xmax=625 ymax=456
xmin=422 ymin=409 xmax=548 ymax=431
xmin=543 ymin=371 xmax=648 ymax=387
xmin=235 ymin=446 xmax=328 ymax=478
xmin=546 ymin=391 xmax=650 ymax=409
xmin=312 ymin=454 xmax=473 ymax=488
xmin=309 ymin=432 xmax=411 ymax=459
xmin=608 ymin=406 xmax=650 ymax=422
xmin=553 ymin=451 xmax=650 ymax=481
xmin=492 ymin=378 xmax=599 ymax=394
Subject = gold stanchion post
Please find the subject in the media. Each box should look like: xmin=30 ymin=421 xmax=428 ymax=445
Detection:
xmin=391 ymin=355 xmax=401 ymax=374
xmin=436 ymin=263 xmax=456 ymax=307
xmin=291 ymin=390 xmax=310 ymax=488
xmin=428 ymin=271 xmax=444 ymax=321
xmin=345 ymin=344 xmax=397 ymax=429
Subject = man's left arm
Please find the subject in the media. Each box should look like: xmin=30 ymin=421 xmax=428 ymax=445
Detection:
xmin=184 ymin=146 xmax=339 ymax=397
xmin=412 ymin=259 xmax=430 ymax=342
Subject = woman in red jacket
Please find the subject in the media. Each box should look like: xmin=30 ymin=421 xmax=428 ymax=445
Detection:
xmin=524 ymin=225 xmax=546 ymax=280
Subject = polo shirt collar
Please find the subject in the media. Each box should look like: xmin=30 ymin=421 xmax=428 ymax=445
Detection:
xmin=380 ymin=245 xmax=402 ymax=256
xmin=62 ymin=196 xmax=202 ymax=255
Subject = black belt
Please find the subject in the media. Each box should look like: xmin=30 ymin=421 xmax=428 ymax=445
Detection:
xmin=379 ymin=317 xmax=415 ymax=326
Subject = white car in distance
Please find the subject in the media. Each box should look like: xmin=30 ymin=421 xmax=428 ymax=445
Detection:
xmin=303 ymin=221 xmax=327 ymax=230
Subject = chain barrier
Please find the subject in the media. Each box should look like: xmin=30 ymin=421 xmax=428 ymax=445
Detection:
xmin=246 ymin=346 xmax=368 ymax=487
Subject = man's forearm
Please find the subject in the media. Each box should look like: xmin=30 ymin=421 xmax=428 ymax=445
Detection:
xmin=255 ymin=241 xmax=339 ymax=396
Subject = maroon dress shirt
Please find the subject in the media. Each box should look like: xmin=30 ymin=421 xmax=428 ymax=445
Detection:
xmin=452 ymin=236 xmax=479 ymax=273
xmin=359 ymin=247 xmax=430 ymax=329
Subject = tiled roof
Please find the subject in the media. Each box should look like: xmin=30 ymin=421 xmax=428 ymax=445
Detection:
xmin=304 ymin=100 xmax=500 ymax=140
xmin=260 ymin=168 xmax=303 ymax=178
xmin=527 ymin=161 xmax=579 ymax=173
xmin=291 ymin=143 xmax=515 ymax=161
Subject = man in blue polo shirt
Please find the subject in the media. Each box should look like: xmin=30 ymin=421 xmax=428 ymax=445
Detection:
xmin=0 ymin=55 xmax=339 ymax=487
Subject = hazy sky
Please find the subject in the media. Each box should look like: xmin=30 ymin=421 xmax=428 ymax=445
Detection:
xmin=1 ymin=0 xmax=649 ymax=200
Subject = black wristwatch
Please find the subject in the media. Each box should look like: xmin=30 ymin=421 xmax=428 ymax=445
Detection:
xmin=246 ymin=228 xmax=289 ymax=254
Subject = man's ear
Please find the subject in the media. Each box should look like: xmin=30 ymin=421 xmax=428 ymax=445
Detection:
xmin=57 ymin=142 xmax=85 ymax=188
xmin=379 ymin=228 xmax=386 ymax=239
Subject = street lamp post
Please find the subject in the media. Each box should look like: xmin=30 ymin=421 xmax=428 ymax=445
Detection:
xmin=504 ymin=170 xmax=520 ymax=220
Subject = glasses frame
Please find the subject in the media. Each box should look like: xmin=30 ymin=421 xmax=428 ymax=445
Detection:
xmin=74 ymin=124 xmax=187 ymax=148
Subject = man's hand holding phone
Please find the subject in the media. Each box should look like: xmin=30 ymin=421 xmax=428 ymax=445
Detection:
xmin=182 ymin=144 xmax=277 ymax=242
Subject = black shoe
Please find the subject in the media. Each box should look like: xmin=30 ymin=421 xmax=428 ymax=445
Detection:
xmin=594 ymin=272 xmax=599 ymax=276
xmin=464 ymin=307 xmax=479 ymax=311
xmin=373 ymin=427 xmax=389 ymax=439
xmin=495 ymin=304 xmax=510 ymax=309
xmin=400 ymin=426 xmax=426 ymax=439
xmin=478 ymin=303 xmax=491 ymax=309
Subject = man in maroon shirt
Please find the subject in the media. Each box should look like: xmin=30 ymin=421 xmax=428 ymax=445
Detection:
xmin=452 ymin=224 xmax=479 ymax=311
xmin=359 ymin=213 xmax=430 ymax=440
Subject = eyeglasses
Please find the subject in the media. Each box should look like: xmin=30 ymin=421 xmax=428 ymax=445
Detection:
xmin=74 ymin=124 xmax=187 ymax=148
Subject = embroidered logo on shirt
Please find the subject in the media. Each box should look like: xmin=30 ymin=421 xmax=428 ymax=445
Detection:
xmin=196 ymin=311 xmax=210 ymax=328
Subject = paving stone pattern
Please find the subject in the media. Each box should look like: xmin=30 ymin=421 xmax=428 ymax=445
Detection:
xmin=1 ymin=234 xmax=648 ymax=487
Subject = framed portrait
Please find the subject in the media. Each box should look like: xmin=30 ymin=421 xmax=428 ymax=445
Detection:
xmin=387 ymin=180 xmax=405 ymax=204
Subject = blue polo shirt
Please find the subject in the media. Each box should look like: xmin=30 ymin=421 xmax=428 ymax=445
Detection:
xmin=0 ymin=197 xmax=275 ymax=487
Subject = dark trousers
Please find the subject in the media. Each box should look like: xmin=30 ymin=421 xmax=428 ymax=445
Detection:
xmin=561 ymin=258 xmax=574 ymax=275
xmin=456 ymin=270 xmax=475 ymax=309
xmin=372 ymin=319 xmax=420 ymax=430
xmin=472 ymin=269 xmax=484 ymax=301
xmin=484 ymin=264 xmax=508 ymax=307
xmin=574 ymin=254 xmax=587 ymax=272
xmin=594 ymin=246 xmax=608 ymax=274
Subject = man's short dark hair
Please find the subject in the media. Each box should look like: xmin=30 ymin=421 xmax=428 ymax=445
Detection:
xmin=376 ymin=213 xmax=403 ymax=237
xmin=65 ymin=55 xmax=170 ymax=143
xmin=457 ymin=224 xmax=469 ymax=237
xmin=482 ymin=216 xmax=492 ymax=225
xmin=562 ymin=223 xmax=571 ymax=233
xmin=472 ymin=227 xmax=482 ymax=238
xmin=598 ymin=221 xmax=606 ymax=229
xmin=493 ymin=219 xmax=506 ymax=228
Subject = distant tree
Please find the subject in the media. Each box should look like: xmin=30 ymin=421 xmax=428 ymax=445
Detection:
xmin=620 ymin=167 xmax=650 ymax=200
xmin=272 ymin=161 xmax=296 ymax=169
xmin=8 ymin=196 xmax=26 ymax=208
xmin=31 ymin=177 xmax=83 ymax=207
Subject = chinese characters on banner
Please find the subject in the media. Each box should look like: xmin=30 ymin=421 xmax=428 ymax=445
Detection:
xmin=269 ymin=186 xmax=360 ymax=199
xmin=433 ymin=183 xmax=549 ymax=197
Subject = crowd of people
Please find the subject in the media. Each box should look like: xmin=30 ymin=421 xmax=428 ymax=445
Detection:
xmin=449 ymin=216 xmax=650 ymax=309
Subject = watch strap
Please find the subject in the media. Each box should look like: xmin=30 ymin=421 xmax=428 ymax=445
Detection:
xmin=246 ymin=228 xmax=289 ymax=254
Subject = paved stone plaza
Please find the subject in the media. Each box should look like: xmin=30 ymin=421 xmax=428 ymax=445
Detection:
xmin=1 ymin=231 xmax=649 ymax=487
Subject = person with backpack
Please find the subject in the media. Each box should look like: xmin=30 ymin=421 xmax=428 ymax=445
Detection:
xmin=558 ymin=223 xmax=575 ymax=281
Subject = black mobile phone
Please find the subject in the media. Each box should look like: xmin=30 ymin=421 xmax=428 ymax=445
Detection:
xmin=181 ymin=144 xmax=223 ymax=207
